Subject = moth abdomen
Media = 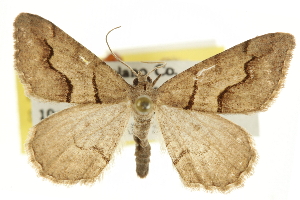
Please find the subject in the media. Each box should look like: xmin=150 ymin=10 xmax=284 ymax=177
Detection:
xmin=133 ymin=115 xmax=152 ymax=178
xmin=134 ymin=135 xmax=151 ymax=178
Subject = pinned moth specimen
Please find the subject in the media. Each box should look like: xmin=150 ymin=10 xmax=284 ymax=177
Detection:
xmin=14 ymin=13 xmax=295 ymax=192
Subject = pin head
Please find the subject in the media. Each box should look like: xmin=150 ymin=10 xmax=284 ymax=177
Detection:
xmin=134 ymin=95 xmax=153 ymax=114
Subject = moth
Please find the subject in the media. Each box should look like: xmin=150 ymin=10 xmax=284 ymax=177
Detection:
xmin=14 ymin=13 xmax=295 ymax=192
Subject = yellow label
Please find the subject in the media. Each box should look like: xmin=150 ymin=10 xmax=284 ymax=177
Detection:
xmin=121 ymin=46 xmax=224 ymax=61
xmin=16 ymin=76 xmax=32 ymax=153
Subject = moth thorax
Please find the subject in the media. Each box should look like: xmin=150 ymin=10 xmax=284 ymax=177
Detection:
xmin=134 ymin=95 xmax=153 ymax=114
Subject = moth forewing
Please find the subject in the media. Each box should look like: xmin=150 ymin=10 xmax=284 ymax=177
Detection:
xmin=14 ymin=13 xmax=131 ymax=104
xmin=157 ymin=33 xmax=295 ymax=114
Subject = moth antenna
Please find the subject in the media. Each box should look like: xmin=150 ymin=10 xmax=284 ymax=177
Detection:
xmin=143 ymin=61 xmax=167 ymax=76
xmin=106 ymin=26 xmax=138 ymax=77
xmin=152 ymin=74 xmax=162 ymax=86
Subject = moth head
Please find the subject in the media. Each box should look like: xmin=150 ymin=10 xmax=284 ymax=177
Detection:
xmin=134 ymin=95 xmax=154 ymax=114
xmin=133 ymin=72 xmax=152 ymax=86
xmin=132 ymin=72 xmax=163 ymax=90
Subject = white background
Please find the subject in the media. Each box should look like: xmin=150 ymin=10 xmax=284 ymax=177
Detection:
xmin=0 ymin=0 xmax=299 ymax=200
